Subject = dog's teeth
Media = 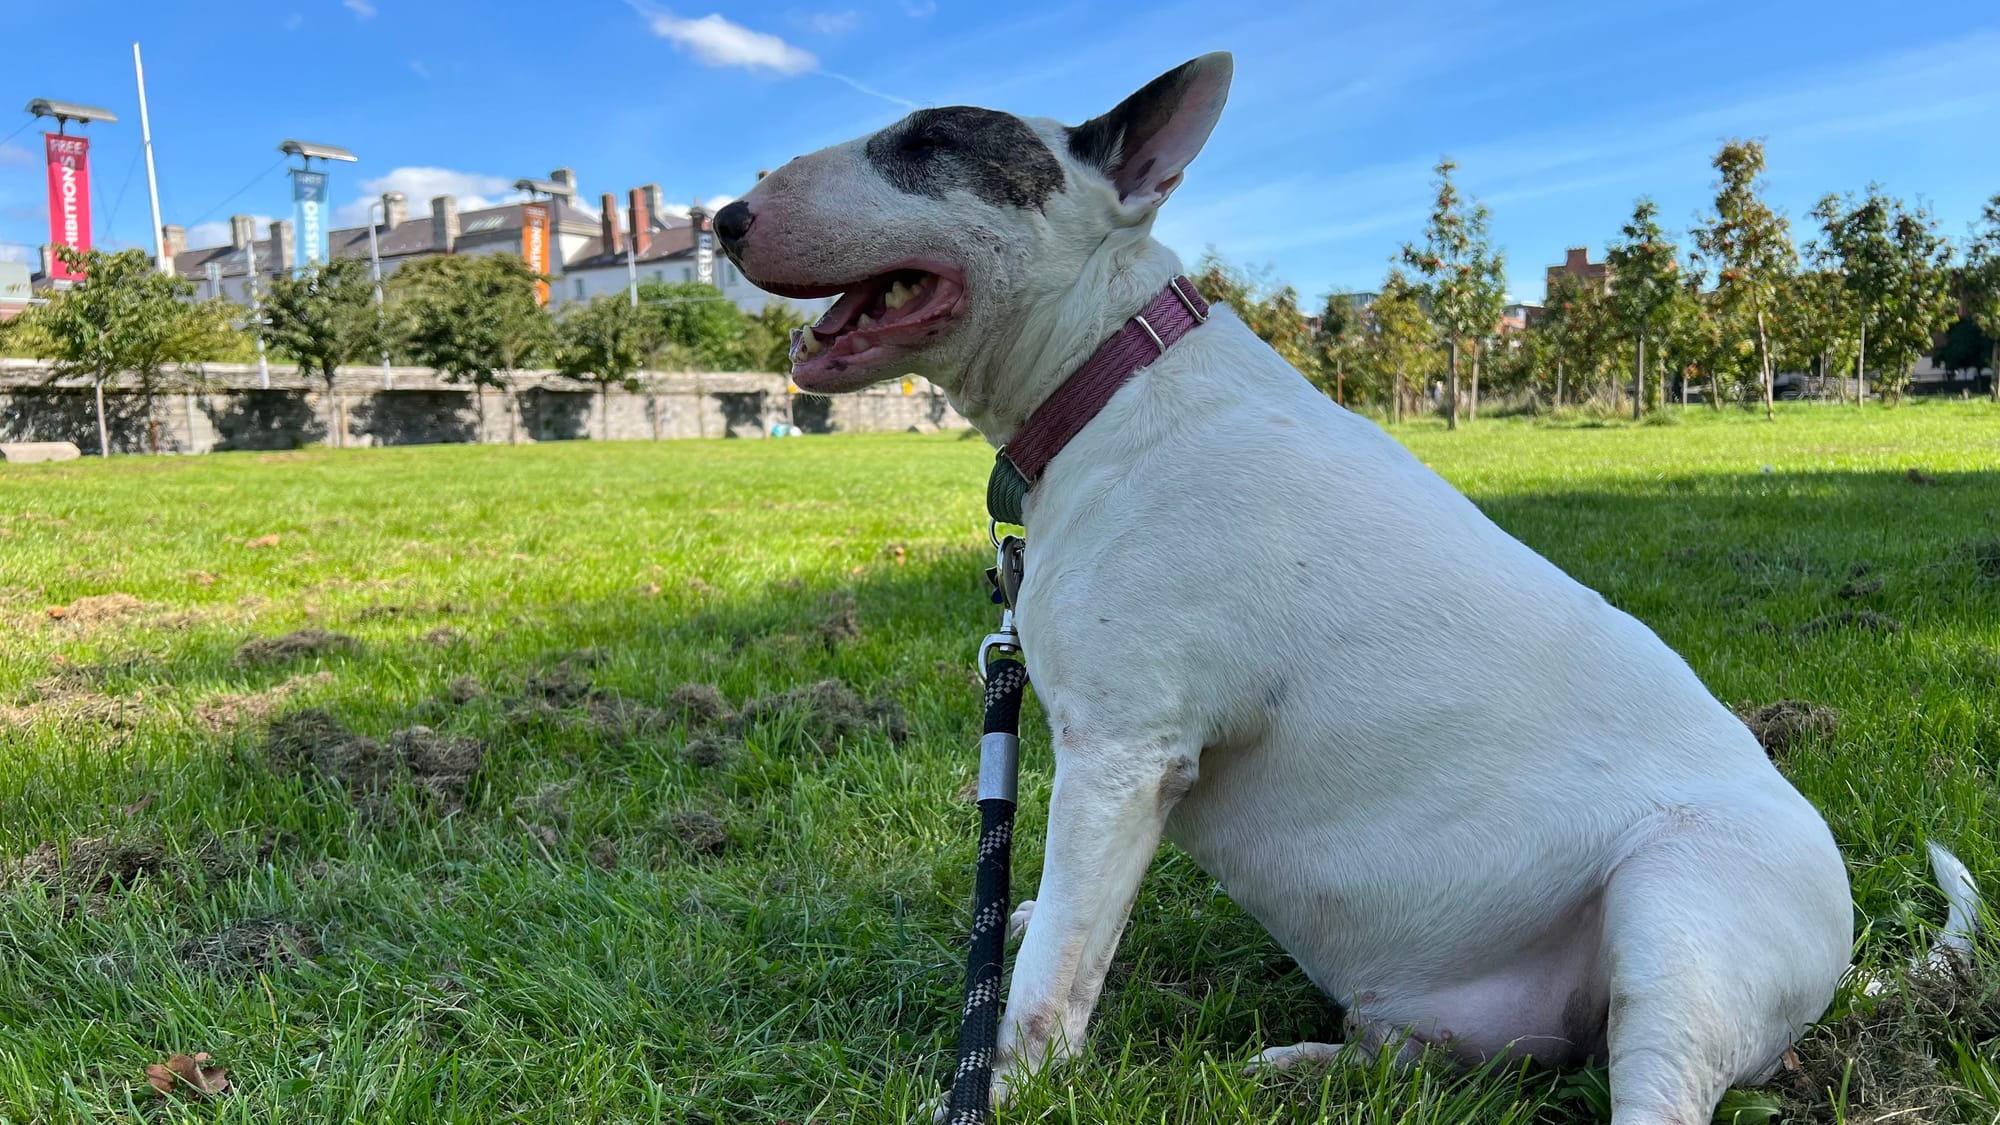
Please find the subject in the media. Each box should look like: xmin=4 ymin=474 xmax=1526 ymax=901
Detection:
xmin=857 ymin=314 xmax=878 ymax=329
xmin=850 ymin=333 xmax=870 ymax=351
xmin=797 ymin=332 xmax=824 ymax=357
xmin=885 ymin=282 xmax=911 ymax=309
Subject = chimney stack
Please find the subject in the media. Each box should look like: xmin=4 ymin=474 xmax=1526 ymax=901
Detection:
xmin=269 ymin=220 xmax=294 ymax=271
xmin=550 ymin=167 xmax=576 ymax=197
xmin=161 ymin=224 xmax=187 ymax=258
xmin=39 ymin=244 xmax=55 ymax=279
xmin=628 ymin=187 xmax=653 ymax=256
xmin=431 ymin=195 xmax=459 ymax=252
xmin=600 ymin=191 xmax=622 ymax=256
xmin=642 ymin=183 xmax=664 ymax=225
xmin=382 ymin=191 xmax=407 ymax=229
xmin=229 ymin=215 xmax=255 ymax=250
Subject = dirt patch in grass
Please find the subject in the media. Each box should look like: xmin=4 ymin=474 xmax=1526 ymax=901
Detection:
xmin=588 ymin=837 xmax=621 ymax=869
xmin=670 ymin=810 xmax=729 ymax=856
xmin=193 ymin=671 xmax=333 ymax=732
xmin=446 ymin=675 xmax=484 ymax=705
xmin=1837 ymin=577 xmax=1884 ymax=599
xmin=1905 ymin=467 xmax=1936 ymax=487
xmin=669 ymin=683 xmax=732 ymax=727
xmin=1738 ymin=700 xmax=1841 ymax=756
xmin=1798 ymin=610 xmax=1904 ymax=637
xmin=1774 ymin=962 xmax=2000 ymax=1124
xmin=422 ymin=625 xmax=464 ymax=648
xmin=1965 ymin=539 xmax=2000 ymax=581
xmin=45 ymin=592 xmax=147 ymax=626
xmin=684 ymin=733 xmax=740 ymax=768
xmin=5 ymin=833 xmax=242 ymax=898
xmin=0 ymin=676 xmax=150 ymax=731
xmin=735 ymin=677 xmax=910 ymax=746
xmin=819 ymin=591 xmax=862 ymax=648
xmin=261 ymin=710 xmax=485 ymax=812
xmin=234 ymin=629 xmax=361 ymax=667
xmin=177 ymin=920 xmax=318 ymax=976
xmin=582 ymin=694 xmax=670 ymax=739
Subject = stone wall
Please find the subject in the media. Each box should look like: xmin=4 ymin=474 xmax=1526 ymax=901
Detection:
xmin=0 ymin=360 xmax=968 ymax=455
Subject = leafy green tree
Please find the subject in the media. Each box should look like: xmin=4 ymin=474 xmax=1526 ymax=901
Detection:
xmin=1692 ymin=140 xmax=1796 ymax=418
xmin=739 ymin=302 xmax=809 ymax=374
xmin=1812 ymin=186 xmax=1956 ymax=402
xmin=1932 ymin=316 xmax=1993 ymax=380
xmin=1537 ymin=273 xmax=1613 ymax=409
xmin=259 ymin=256 xmax=384 ymax=446
xmin=394 ymin=254 xmax=552 ymax=432
xmin=1778 ymin=269 xmax=1858 ymax=400
xmin=1400 ymin=157 xmax=1506 ymax=428
xmin=555 ymin=293 xmax=661 ymax=439
xmin=1192 ymin=252 xmax=1315 ymax=371
xmin=636 ymin=281 xmax=747 ymax=370
xmin=1311 ymin=293 xmax=1360 ymax=405
xmin=1962 ymin=194 xmax=2000 ymax=400
xmin=1362 ymin=272 xmax=1437 ymax=423
xmin=13 ymin=247 xmax=235 ymax=455
xmin=1604 ymin=198 xmax=1681 ymax=419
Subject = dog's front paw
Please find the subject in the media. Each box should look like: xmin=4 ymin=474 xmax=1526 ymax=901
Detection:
xmin=1242 ymin=1041 xmax=1351 ymax=1076
xmin=1007 ymin=899 xmax=1035 ymax=942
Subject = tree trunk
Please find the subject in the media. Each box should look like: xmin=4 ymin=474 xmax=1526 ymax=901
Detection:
xmin=1446 ymin=341 xmax=1459 ymax=430
xmin=1393 ymin=369 xmax=1405 ymax=425
xmin=601 ymin=383 xmax=611 ymax=441
xmin=1632 ymin=329 xmax=1645 ymax=421
xmin=94 ymin=367 xmax=110 ymax=458
xmin=1857 ymin=317 xmax=1867 ymax=406
xmin=1756 ymin=307 xmax=1773 ymax=420
xmin=1555 ymin=360 xmax=1564 ymax=411
xmin=1991 ymin=338 xmax=1999 ymax=402
xmin=1335 ymin=358 xmax=1343 ymax=406
xmin=1469 ymin=342 xmax=1481 ymax=422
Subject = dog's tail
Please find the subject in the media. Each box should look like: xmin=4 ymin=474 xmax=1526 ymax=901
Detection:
xmin=1924 ymin=841 xmax=1982 ymax=971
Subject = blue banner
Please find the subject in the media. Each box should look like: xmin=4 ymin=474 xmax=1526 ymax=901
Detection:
xmin=291 ymin=169 xmax=329 ymax=270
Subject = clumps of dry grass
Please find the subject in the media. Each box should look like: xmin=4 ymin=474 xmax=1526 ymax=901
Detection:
xmin=4 ymin=833 xmax=242 ymax=898
xmin=1738 ymin=700 xmax=1842 ymax=756
xmin=260 ymin=709 xmax=485 ymax=812
xmin=1797 ymin=610 xmax=1903 ymax=638
xmin=192 ymin=671 xmax=333 ymax=732
xmin=176 ymin=920 xmax=318 ymax=976
xmin=1964 ymin=539 xmax=2000 ymax=582
xmin=1773 ymin=959 xmax=2000 ymax=1123
xmin=668 ymin=683 xmax=732 ymax=727
xmin=45 ymin=592 xmax=148 ymax=625
xmin=670 ymin=810 xmax=729 ymax=856
xmin=818 ymin=591 xmax=863 ymax=649
xmin=234 ymin=629 xmax=361 ymax=667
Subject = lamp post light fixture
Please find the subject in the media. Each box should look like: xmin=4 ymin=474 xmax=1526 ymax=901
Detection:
xmin=25 ymin=98 xmax=119 ymax=132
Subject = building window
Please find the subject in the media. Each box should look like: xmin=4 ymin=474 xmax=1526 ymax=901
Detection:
xmin=650 ymin=269 xmax=664 ymax=283
xmin=574 ymin=278 xmax=584 ymax=300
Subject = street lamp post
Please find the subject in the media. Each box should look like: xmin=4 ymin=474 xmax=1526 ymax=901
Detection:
xmin=367 ymin=198 xmax=392 ymax=389
xmin=25 ymin=98 xmax=117 ymax=282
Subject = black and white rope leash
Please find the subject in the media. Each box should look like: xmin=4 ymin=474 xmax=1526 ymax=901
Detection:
xmin=944 ymin=528 xmax=1029 ymax=1124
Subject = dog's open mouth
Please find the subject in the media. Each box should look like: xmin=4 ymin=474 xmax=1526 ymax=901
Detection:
xmin=758 ymin=262 xmax=966 ymax=391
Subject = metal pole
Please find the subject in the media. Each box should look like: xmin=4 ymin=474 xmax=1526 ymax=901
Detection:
xmin=133 ymin=43 xmax=170 ymax=275
xmin=368 ymin=199 xmax=392 ymax=388
xmin=626 ymin=234 xmax=639 ymax=308
xmin=246 ymin=235 xmax=270 ymax=388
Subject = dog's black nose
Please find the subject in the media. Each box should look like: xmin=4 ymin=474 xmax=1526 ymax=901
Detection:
xmin=714 ymin=200 xmax=754 ymax=252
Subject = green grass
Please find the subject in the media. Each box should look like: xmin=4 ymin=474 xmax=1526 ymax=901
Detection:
xmin=1 ymin=401 xmax=1997 ymax=1124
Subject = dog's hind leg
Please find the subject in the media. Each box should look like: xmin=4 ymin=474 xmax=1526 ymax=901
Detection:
xmin=1597 ymin=809 xmax=1849 ymax=1125
xmin=987 ymin=733 xmax=1200 ymax=1101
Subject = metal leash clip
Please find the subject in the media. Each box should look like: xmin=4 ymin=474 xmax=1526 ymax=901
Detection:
xmin=978 ymin=522 xmax=1026 ymax=683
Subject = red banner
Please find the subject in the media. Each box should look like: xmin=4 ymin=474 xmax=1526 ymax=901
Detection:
xmin=521 ymin=201 xmax=551 ymax=305
xmin=44 ymin=134 xmax=92 ymax=282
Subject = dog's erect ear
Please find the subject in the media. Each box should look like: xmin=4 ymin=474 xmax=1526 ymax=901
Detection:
xmin=1069 ymin=52 xmax=1233 ymax=208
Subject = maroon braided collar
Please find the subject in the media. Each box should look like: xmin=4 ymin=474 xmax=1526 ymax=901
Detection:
xmin=998 ymin=275 xmax=1210 ymax=488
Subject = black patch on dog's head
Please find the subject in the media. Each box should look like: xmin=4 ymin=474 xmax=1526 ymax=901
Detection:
xmin=864 ymin=107 xmax=1064 ymax=210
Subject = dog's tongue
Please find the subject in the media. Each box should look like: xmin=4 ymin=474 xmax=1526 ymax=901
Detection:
xmin=812 ymin=284 xmax=883 ymax=340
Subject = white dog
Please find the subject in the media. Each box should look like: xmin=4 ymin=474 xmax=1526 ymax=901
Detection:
xmin=714 ymin=54 xmax=1980 ymax=1124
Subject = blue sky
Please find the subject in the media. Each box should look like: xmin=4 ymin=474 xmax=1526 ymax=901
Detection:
xmin=2 ymin=0 xmax=1995 ymax=302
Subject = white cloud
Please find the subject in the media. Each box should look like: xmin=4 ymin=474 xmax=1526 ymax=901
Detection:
xmin=807 ymin=9 xmax=859 ymax=35
xmin=409 ymin=58 xmax=431 ymax=80
xmin=633 ymin=5 xmax=817 ymax=75
xmin=284 ymin=12 xmax=303 ymax=30
xmin=901 ymin=0 xmax=936 ymax=16
xmin=344 ymin=0 xmax=375 ymax=19
xmin=0 ymin=244 xmax=35 ymax=264
xmin=186 ymin=214 xmax=278 ymax=250
xmin=0 ymin=142 xmax=33 ymax=168
xmin=332 ymin=167 xmax=521 ymax=226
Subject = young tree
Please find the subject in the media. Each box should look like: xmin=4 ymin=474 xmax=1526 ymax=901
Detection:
xmin=1962 ymin=193 xmax=2000 ymax=400
xmin=1364 ymin=272 xmax=1437 ymax=424
xmin=739 ymin=302 xmax=809 ymax=374
xmin=1311 ymin=293 xmax=1359 ymax=405
xmin=1812 ymin=186 xmax=1956 ymax=402
xmin=13 ymin=247 xmax=235 ymax=455
xmin=1692 ymin=140 xmax=1796 ymax=419
xmin=554 ymin=293 xmax=661 ymax=439
xmin=1537 ymin=273 xmax=1613 ymax=409
xmin=259 ymin=256 xmax=384 ymax=446
xmin=395 ymin=254 xmax=552 ymax=434
xmin=1779 ymin=268 xmax=1858 ymax=400
xmin=1604 ymin=198 xmax=1682 ymax=419
xmin=1401 ymin=157 xmax=1506 ymax=429
xmin=1192 ymin=252 xmax=1315 ymax=370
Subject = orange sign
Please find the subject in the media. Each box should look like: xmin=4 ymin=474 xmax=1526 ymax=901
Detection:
xmin=521 ymin=201 xmax=551 ymax=305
